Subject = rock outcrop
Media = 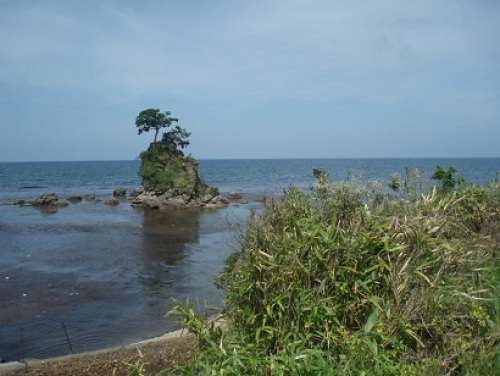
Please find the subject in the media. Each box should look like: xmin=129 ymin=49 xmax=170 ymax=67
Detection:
xmin=131 ymin=187 xmax=228 ymax=209
xmin=133 ymin=142 xmax=228 ymax=210
xmin=31 ymin=192 xmax=69 ymax=207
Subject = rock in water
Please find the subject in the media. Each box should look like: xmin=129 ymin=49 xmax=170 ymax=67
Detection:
xmin=105 ymin=198 xmax=120 ymax=206
xmin=134 ymin=142 xmax=229 ymax=210
xmin=113 ymin=187 xmax=127 ymax=197
xmin=32 ymin=193 xmax=69 ymax=207
xmin=129 ymin=188 xmax=144 ymax=199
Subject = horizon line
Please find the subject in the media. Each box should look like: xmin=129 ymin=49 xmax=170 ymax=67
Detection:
xmin=1 ymin=156 xmax=499 ymax=163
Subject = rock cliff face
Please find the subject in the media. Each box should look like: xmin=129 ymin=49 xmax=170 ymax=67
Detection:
xmin=132 ymin=143 xmax=228 ymax=209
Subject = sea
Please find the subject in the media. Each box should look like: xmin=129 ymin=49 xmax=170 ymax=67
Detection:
xmin=0 ymin=158 xmax=498 ymax=362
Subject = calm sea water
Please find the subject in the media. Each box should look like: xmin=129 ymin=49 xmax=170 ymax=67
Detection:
xmin=1 ymin=158 xmax=498 ymax=201
xmin=0 ymin=159 xmax=498 ymax=361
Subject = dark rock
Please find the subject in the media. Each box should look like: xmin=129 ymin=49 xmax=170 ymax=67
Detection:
xmin=129 ymin=188 xmax=144 ymax=199
xmin=205 ymin=195 xmax=229 ymax=208
xmin=27 ymin=193 xmax=69 ymax=209
xmin=104 ymin=198 xmax=120 ymax=206
xmin=134 ymin=188 xmax=229 ymax=210
xmin=210 ymin=195 xmax=221 ymax=204
xmin=211 ymin=195 xmax=229 ymax=205
xmin=32 ymin=192 xmax=59 ymax=206
xmin=131 ymin=197 xmax=144 ymax=207
xmin=189 ymin=197 xmax=204 ymax=207
xmin=228 ymin=191 xmax=243 ymax=200
xmin=202 ymin=194 xmax=213 ymax=204
xmin=30 ymin=192 xmax=68 ymax=207
xmin=113 ymin=187 xmax=127 ymax=197
xmin=68 ymin=195 xmax=83 ymax=203
xmin=164 ymin=197 xmax=187 ymax=208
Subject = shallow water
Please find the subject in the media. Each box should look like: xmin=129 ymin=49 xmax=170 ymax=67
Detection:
xmin=0 ymin=200 xmax=253 ymax=361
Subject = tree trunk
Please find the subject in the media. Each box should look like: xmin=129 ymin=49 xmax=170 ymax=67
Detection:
xmin=154 ymin=129 xmax=159 ymax=146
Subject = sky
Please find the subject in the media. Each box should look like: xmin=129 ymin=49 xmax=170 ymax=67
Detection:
xmin=1 ymin=0 xmax=499 ymax=161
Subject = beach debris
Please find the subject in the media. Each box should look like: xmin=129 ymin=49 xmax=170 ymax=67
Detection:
xmin=61 ymin=321 xmax=75 ymax=354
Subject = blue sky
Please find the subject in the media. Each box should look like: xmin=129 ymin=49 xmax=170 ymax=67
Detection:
xmin=1 ymin=0 xmax=499 ymax=161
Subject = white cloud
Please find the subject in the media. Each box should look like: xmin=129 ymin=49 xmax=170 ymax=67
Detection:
xmin=1 ymin=1 xmax=498 ymax=100
xmin=0 ymin=0 xmax=499 ymax=159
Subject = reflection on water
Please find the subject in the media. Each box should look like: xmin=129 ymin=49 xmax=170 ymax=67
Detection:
xmin=141 ymin=209 xmax=200 ymax=264
xmin=31 ymin=205 xmax=61 ymax=216
xmin=0 ymin=203 xmax=240 ymax=362
xmin=138 ymin=210 xmax=202 ymax=299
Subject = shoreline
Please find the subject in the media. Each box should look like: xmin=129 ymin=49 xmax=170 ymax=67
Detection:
xmin=0 ymin=328 xmax=195 ymax=375
xmin=0 ymin=193 xmax=262 ymax=362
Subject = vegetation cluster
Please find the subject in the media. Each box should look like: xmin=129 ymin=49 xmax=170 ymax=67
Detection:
xmin=138 ymin=145 xmax=208 ymax=194
xmin=167 ymin=167 xmax=499 ymax=375
xmin=135 ymin=108 xmax=209 ymax=195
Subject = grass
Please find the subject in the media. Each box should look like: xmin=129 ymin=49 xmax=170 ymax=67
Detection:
xmin=162 ymin=169 xmax=498 ymax=375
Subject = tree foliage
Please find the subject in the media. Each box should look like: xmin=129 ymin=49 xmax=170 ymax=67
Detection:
xmin=135 ymin=108 xmax=178 ymax=145
xmin=162 ymin=125 xmax=191 ymax=154
xmin=135 ymin=108 xmax=191 ymax=155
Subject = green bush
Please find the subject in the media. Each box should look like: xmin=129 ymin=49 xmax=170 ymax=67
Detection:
xmin=431 ymin=165 xmax=465 ymax=191
xmin=167 ymin=173 xmax=499 ymax=375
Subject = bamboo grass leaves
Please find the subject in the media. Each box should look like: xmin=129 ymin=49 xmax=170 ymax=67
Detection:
xmin=169 ymin=172 xmax=499 ymax=375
